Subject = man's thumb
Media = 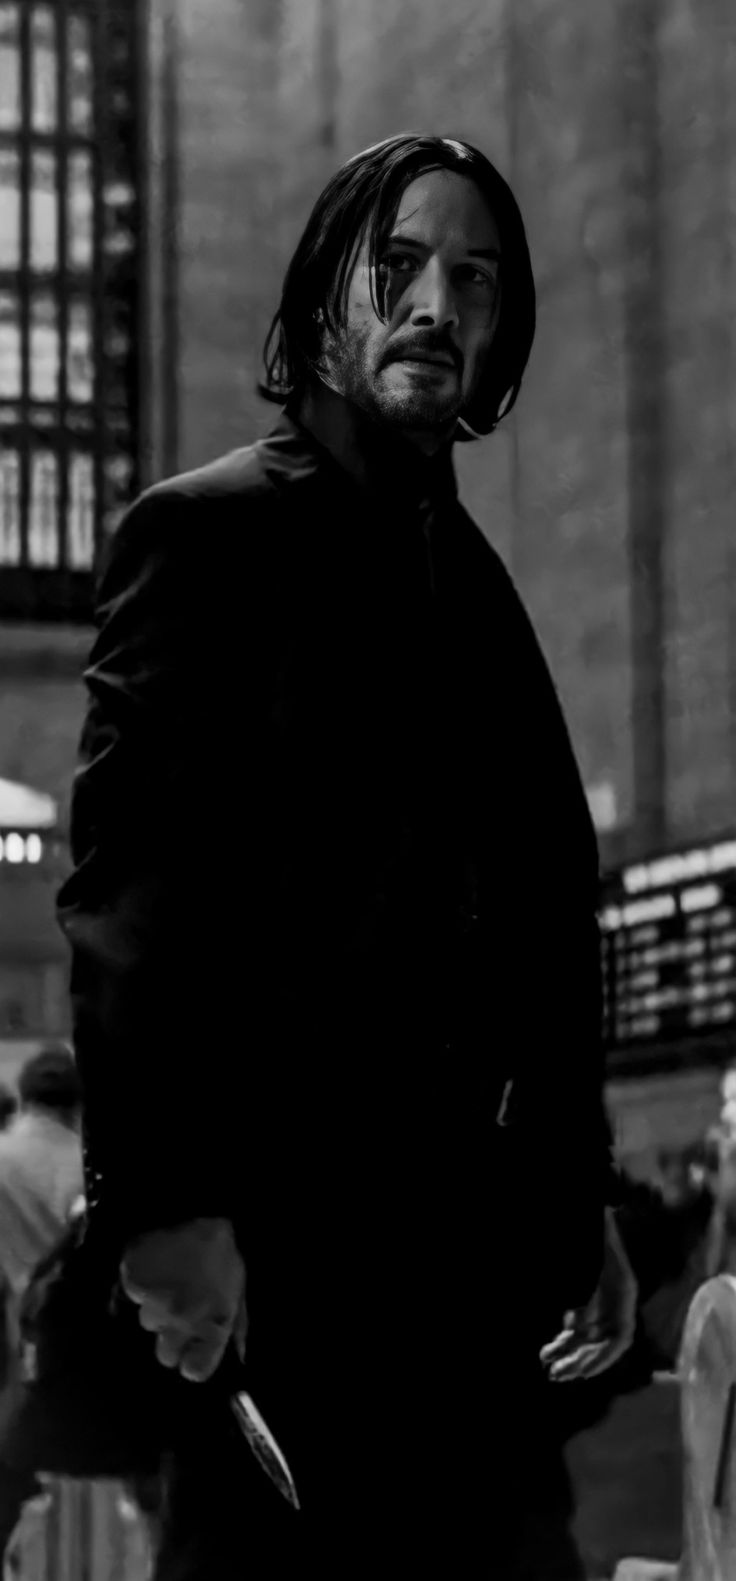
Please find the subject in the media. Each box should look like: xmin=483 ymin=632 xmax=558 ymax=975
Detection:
xmin=179 ymin=1327 xmax=228 ymax=1384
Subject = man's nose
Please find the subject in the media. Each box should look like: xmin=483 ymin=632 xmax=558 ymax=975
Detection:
xmin=407 ymin=261 xmax=459 ymax=331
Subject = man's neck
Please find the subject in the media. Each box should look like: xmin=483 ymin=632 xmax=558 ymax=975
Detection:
xmin=309 ymin=375 xmax=453 ymax=458
xmin=292 ymin=380 xmax=458 ymax=502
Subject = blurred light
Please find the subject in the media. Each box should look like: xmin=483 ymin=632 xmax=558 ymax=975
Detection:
xmin=0 ymin=831 xmax=45 ymax=863
xmin=4 ymin=831 xmax=24 ymax=862
xmin=624 ymin=839 xmax=736 ymax=895
xmin=0 ymin=777 xmax=56 ymax=827
xmin=680 ymin=883 xmax=721 ymax=913
xmin=600 ymin=893 xmax=677 ymax=932
xmin=721 ymin=1069 xmax=736 ymax=1103
xmin=586 ymin=781 xmax=618 ymax=833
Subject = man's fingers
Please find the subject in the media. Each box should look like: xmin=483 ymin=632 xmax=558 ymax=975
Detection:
xmin=119 ymin=1267 xmax=146 ymax=1304
xmin=137 ymin=1298 xmax=206 ymax=1334
xmin=548 ymin=1341 xmax=615 ymax=1383
xmin=154 ymin=1328 xmax=187 ymax=1370
xmin=122 ymin=1276 xmax=203 ymax=1323
xmin=548 ymin=1343 xmax=601 ymax=1381
xmin=138 ymin=1303 xmax=167 ymax=1333
xmin=178 ymin=1325 xmax=230 ymax=1384
xmin=119 ymin=1220 xmax=245 ymax=1382
xmin=138 ymin=1302 xmax=231 ymax=1381
xmin=539 ymin=1328 xmax=575 ymax=1365
xmin=151 ymin=1320 xmax=228 ymax=1380
xmin=128 ymin=1279 xmax=225 ymax=1328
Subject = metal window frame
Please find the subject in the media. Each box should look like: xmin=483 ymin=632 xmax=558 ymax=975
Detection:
xmin=0 ymin=0 xmax=143 ymax=623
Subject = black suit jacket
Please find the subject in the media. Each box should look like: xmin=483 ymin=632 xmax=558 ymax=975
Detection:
xmin=58 ymin=386 xmax=612 ymax=1343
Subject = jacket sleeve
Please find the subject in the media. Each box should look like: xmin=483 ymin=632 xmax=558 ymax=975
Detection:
xmin=57 ymin=487 xmax=252 ymax=1245
xmin=487 ymin=548 xmax=619 ymax=1310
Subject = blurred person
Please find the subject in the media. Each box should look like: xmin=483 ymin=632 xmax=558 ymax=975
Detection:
xmin=718 ymin=1066 xmax=736 ymax=1147
xmin=55 ymin=133 xmax=633 ymax=1579
xmin=0 ymin=1088 xmax=16 ymax=1412
xmin=0 ymin=1087 xmax=18 ymax=1390
xmin=692 ymin=1127 xmax=723 ymax=1199
xmin=655 ymin=1147 xmax=690 ymax=1209
xmin=0 ymin=1086 xmax=17 ymax=1134
xmin=702 ymin=1124 xmax=736 ymax=1279
xmin=615 ymin=1149 xmax=716 ymax=1376
xmin=0 ymin=1046 xmax=83 ymax=1328
xmin=0 ymin=1046 xmax=83 ymax=1567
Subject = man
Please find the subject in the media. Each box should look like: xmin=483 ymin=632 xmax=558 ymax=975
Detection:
xmin=57 ymin=134 xmax=627 ymax=1576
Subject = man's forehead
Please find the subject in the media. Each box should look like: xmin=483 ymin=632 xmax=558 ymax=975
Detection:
xmin=391 ymin=170 xmax=499 ymax=246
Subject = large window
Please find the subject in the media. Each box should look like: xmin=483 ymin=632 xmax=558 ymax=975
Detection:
xmin=0 ymin=0 xmax=142 ymax=620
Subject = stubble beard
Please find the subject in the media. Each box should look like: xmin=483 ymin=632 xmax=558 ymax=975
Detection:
xmin=329 ymin=332 xmax=463 ymax=435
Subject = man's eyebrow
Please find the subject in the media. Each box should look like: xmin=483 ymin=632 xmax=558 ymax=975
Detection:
xmin=384 ymin=232 xmax=500 ymax=261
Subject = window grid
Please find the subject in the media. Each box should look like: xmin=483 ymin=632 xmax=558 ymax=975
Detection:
xmin=56 ymin=0 xmax=69 ymax=565
xmin=0 ymin=0 xmax=141 ymax=620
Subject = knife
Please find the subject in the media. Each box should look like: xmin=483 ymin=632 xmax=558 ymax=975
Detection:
xmin=230 ymin=1390 xmax=300 ymax=1510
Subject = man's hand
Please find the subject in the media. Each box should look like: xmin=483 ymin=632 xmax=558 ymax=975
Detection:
xmin=120 ymin=1217 xmax=246 ymax=1384
xmin=540 ymin=1207 xmax=638 ymax=1383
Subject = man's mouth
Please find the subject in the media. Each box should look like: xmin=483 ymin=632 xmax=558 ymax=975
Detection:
xmin=395 ymin=352 xmax=456 ymax=369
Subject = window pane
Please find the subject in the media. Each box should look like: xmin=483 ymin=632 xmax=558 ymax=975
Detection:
xmin=31 ymin=5 xmax=56 ymax=132
xmin=108 ymin=407 xmax=131 ymax=439
xmin=31 ymin=149 xmax=58 ymax=271
xmin=28 ymin=450 xmax=59 ymax=566
xmin=30 ymin=294 xmax=59 ymax=399
xmin=103 ymin=179 xmax=135 ymax=259
xmin=104 ymin=323 xmax=131 ymax=362
xmin=68 ymin=451 xmax=95 ymax=568
xmin=67 ymin=299 xmax=93 ymax=402
xmin=67 ymin=150 xmax=93 ymax=270
xmin=0 ymin=292 xmax=20 ymax=397
xmin=0 ymin=448 xmax=21 ymax=565
xmin=66 ymin=407 xmax=92 ymax=436
xmin=67 ymin=13 xmax=93 ymax=136
xmin=0 ymin=5 xmax=20 ymax=132
xmin=0 ymin=149 xmax=21 ymax=268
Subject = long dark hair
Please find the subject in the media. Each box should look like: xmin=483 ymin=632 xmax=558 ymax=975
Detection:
xmin=260 ymin=132 xmax=536 ymax=437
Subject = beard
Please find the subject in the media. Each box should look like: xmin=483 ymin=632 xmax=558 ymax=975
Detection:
xmin=324 ymin=327 xmax=464 ymax=434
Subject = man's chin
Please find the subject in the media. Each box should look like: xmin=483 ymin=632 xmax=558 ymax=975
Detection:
xmin=375 ymin=387 xmax=462 ymax=434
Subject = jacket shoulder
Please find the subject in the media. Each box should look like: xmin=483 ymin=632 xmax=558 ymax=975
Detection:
xmin=142 ymin=442 xmax=274 ymax=510
xmin=96 ymin=443 xmax=277 ymax=591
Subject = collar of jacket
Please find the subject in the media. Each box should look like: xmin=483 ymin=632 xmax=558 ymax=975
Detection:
xmin=271 ymin=380 xmax=459 ymax=516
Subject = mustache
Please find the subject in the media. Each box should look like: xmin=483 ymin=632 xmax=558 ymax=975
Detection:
xmin=382 ymin=335 xmax=461 ymax=371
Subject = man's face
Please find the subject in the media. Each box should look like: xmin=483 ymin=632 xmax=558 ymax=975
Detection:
xmin=322 ymin=168 xmax=501 ymax=444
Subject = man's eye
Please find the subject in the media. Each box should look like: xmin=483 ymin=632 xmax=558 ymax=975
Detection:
xmin=458 ymin=265 xmax=498 ymax=288
xmin=379 ymin=252 xmax=418 ymax=274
